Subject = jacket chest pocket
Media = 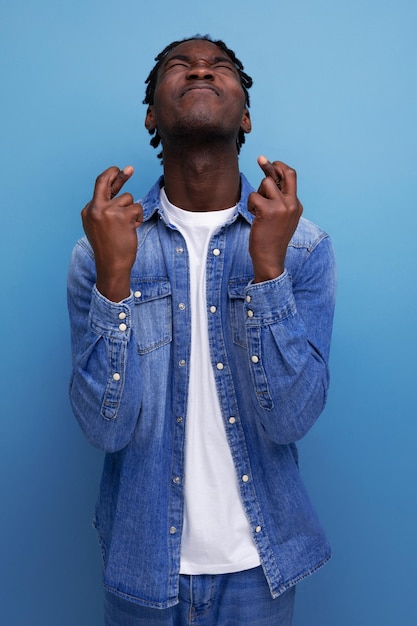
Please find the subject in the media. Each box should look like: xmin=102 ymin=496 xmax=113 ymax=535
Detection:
xmin=228 ymin=279 xmax=251 ymax=349
xmin=132 ymin=280 xmax=172 ymax=354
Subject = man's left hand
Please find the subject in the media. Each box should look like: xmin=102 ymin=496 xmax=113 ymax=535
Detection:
xmin=248 ymin=157 xmax=303 ymax=283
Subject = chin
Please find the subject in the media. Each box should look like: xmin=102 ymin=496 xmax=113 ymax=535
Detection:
xmin=172 ymin=115 xmax=236 ymax=141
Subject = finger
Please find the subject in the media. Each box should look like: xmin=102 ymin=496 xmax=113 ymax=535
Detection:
xmin=123 ymin=201 xmax=144 ymax=226
xmin=257 ymin=176 xmax=282 ymax=200
xmin=271 ymin=160 xmax=297 ymax=196
xmin=110 ymin=165 xmax=134 ymax=198
xmin=117 ymin=198 xmax=143 ymax=224
xmin=247 ymin=190 xmax=269 ymax=216
xmin=134 ymin=202 xmax=144 ymax=226
xmin=93 ymin=165 xmax=134 ymax=202
xmin=257 ymin=155 xmax=283 ymax=190
xmin=116 ymin=192 xmax=134 ymax=207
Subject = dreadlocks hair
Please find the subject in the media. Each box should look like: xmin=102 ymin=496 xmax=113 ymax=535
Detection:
xmin=143 ymin=35 xmax=253 ymax=160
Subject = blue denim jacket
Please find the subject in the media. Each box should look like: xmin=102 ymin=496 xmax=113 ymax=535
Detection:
xmin=67 ymin=174 xmax=336 ymax=609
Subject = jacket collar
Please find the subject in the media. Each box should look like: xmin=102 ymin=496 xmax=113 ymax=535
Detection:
xmin=140 ymin=174 xmax=255 ymax=225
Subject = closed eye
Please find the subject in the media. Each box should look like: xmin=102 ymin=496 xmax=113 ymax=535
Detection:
xmin=214 ymin=64 xmax=237 ymax=75
xmin=165 ymin=62 xmax=188 ymax=70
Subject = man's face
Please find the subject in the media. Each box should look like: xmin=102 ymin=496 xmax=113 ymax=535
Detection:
xmin=145 ymin=39 xmax=251 ymax=146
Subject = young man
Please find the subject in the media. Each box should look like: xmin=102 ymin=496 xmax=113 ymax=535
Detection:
xmin=68 ymin=35 xmax=336 ymax=625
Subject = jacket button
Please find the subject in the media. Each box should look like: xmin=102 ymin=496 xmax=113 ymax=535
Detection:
xmin=118 ymin=323 xmax=127 ymax=331
xmin=169 ymin=526 xmax=177 ymax=534
xmin=251 ymin=355 xmax=259 ymax=363
xmin=242 ymin=475 xmax=249 ymax=483
xmin=134 ymin=291 xmax=142 ymax=298
xmin=212 ymin=248 xmax=221 ymax=256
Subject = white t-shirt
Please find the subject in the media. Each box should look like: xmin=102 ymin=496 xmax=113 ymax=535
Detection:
xmin=161 ymin=189 xmax=260 ymax=575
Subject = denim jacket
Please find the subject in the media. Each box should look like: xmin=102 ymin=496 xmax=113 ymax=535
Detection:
xmin=67 ymin=174 xmax=336 ymax=609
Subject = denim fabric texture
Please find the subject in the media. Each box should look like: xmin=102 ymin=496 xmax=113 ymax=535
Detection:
xmin=104 ymin=566 xmax=295 ymax=625
xmin=67 ymin=174 xmax=337 ymax=609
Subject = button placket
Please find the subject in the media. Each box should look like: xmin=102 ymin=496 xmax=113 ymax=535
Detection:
xmin=207 ymin=235 xmax=265 ymax=557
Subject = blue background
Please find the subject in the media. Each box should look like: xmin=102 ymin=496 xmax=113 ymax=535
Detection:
xmin=1 ymin=1 xmax=416 ymax=624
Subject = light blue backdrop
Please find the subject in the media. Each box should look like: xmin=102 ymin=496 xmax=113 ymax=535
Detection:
xmin=1 ymin=1 xmax=416 ymax=624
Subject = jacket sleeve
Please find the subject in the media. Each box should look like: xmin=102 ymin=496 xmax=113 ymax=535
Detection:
xmin=244 ymin=234 xmax=336 ymax=444
xmin=67 ymin=238 xmax=142 ymax=452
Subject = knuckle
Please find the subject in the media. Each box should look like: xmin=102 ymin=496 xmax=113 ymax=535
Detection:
xmin=81 ymin=201 xmax=95 ymax=220
xmin=118 ymin=192 xmax=134 ymax=206
xmin=95 ymin=171 xmax=107 ymax=185
xmin=96 ymin=166 xmax=118 ymax=184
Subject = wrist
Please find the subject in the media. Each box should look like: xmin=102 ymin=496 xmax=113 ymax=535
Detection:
xmin=253 ymin=264 xmax=284 ymax=284
xmin=96 ymin=272 xmax=131 ymax=303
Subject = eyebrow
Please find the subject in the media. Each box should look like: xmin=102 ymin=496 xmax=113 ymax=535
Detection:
xmin=163 ymin=53 xmax=235 ymax=67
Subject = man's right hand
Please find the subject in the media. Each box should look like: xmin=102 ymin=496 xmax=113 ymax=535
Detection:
xmin=81 ymin=165 xmax=143 ymax=302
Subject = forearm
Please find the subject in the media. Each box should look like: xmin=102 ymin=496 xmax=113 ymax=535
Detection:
xmin=67 ymin=241 xmax=142 ymax=452
xmin=244 ymin=237 xmax=336 ymax=443
xmin=246 ymin=306 xmax=330 ymax=443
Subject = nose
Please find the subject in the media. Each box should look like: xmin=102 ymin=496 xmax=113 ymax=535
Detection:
xmin=187 ymin=63 xmax=214 ymax=81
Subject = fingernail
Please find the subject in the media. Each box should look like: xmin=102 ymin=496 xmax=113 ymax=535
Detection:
xmin=258 ymin=155 xmax=268 ymax=165
xmin=123 ymin=165 xmax=134 ymax=175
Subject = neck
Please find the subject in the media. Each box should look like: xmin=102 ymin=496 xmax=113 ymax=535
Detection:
xmin=162 ymin=142 xmax=241 ymax=212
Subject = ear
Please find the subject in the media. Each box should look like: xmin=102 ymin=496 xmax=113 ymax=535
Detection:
xmin=240 ymin=109 xmax=252 ymax=134
xmin=145 ymin=105 xmax=156 ymax=132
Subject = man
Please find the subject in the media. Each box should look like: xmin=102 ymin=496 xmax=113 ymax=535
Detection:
xmin=68 ymin=35 xmax=336 ymax=625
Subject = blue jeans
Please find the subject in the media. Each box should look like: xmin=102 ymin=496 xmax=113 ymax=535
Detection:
xmin=104 ymin=566 xmax=295 ymax=625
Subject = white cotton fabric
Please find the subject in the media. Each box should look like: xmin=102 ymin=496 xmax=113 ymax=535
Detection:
xmin=161 ymin=189 xmax=260 ymax=575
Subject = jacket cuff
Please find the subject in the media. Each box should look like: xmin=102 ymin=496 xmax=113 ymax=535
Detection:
xmin=88 ymin=285 xmax=134 ymax=339
xmin=244 ymin=271 xmax=296 ymax=323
